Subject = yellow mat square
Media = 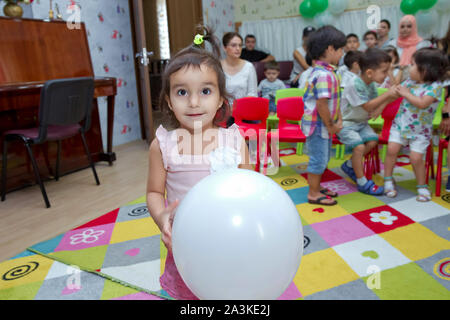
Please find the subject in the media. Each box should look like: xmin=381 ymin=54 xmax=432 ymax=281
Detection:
xmin=296 ymin=202 xmax=349 ymax=225
xmin=380 ymin=223 xmax=450 ymax=261
xmin=0 ymin=255 xmax=53 ymax=290
xmin=109 ymin=217 xmax=160 ymax=244
xmin=294 ymin=248 xmax=359 ymax=297
xmin=281 ymin=155 xmax=307 ymax=165
xmin=273 ymin=174 xmax=308 ymax=190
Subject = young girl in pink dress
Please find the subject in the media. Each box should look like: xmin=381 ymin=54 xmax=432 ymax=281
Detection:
xmin=146 ymin=26 xmax=252 ymax=300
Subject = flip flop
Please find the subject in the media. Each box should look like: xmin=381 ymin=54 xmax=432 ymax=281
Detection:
xmin=320 ymin=188 xmax=338 ymax=198
xmin=308 ymin=195 xmax=338 ymax=206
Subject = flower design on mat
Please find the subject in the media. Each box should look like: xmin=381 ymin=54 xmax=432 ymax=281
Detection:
xmin=324 ymin=181 xmax=350 ymax=193
xmin=369 ymin=211 xmax=398 ymax=225
xmin=70 ymin=229 xmax=105 ymax=245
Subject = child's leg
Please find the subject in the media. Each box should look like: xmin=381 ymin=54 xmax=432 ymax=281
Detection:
xmin=383 ymin=141 xmax=403 ymax=197
xmin=410 ymin=138 xmax=432 ymax=202
xmin=306 ymin=130 xmax=336 ymax=205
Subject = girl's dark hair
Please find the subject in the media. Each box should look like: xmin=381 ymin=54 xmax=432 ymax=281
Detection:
xmin=413 ymin=47 xmax=450 ymax=83
xmin=222 ymin=32 xmax=243 ymax=47
xmin=384 ymin=45 xmax=400 ymax=64
xmin=307 ymin=25 xmax=346 ymax=60
xmin=159 ymin=25 xmax=231 ymax=128
xmin=359 ymin=48 xmax=392 ymax=73
xmin=363 ymin=30 xmax=378 ymax=40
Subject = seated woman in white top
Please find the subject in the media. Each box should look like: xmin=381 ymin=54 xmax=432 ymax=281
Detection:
xmin=289 ymin=26 xmax=316 ymax=87
xmin=221 ymin=32 xmax=258 ymax=126
xmin=388 ymin=15 xmax=431 ymax=67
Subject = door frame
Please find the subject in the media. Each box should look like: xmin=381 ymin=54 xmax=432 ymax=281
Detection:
xmin=128 ymin=0 xmax=154 ymax=143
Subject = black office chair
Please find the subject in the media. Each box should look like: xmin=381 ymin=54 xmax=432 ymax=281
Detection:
xmin=1 ymin=77 xmax=100 ymax=208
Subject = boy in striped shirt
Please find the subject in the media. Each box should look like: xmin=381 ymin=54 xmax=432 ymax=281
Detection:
xmin=302 ymin=26 xmax=346 ymax=206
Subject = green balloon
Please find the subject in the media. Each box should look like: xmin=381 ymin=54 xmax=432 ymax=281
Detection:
xmin=400 ymin=0 xmax=419 ymax=14
xmin=417 ymin=0 xmax=437 ymax=10
xmin=300 ymin=0 xmax=316 ymax=18
xmin=312 ymin=0 xmax=329 ymax=13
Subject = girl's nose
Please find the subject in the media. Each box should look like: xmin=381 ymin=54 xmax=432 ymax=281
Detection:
xmin=189 ymin=93 xmax=200 ymax=108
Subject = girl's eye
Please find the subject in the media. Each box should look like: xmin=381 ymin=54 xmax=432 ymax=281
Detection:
xmin=202 ymin=88 xmax=211 ymax=95
xmin=177 ymin=89 xmax=187 ymax=96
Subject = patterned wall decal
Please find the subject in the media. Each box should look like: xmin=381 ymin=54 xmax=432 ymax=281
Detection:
xmin=29 ymin=0 xmax=142 ymax=148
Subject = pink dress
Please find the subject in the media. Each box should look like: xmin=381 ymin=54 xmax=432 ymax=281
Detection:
xmin=155 ymin=124 xmax=243 ymax=300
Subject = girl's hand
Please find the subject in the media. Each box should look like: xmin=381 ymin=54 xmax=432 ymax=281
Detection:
xmin=160 ymin=200 xmax=179 ymax=252
xmin=388 ymin=84 xmax=400 ymax=98
xmin=395 ymin=85 xmax=410 ymax=97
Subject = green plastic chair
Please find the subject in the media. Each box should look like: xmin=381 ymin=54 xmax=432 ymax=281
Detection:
xmin=267 ymin=88 xmax=305 ymax=154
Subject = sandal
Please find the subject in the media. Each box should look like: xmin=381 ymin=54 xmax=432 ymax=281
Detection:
xmin=416 ymin=185 xmax=431 ymax=202
xmin=384 ymin=176 xmax=398 ymax=198
xmin=320 ymin=188 xmax=338 ymax=198
xmin=357 ymin=180 xmax=384 ymax=195
xmin=308 ymin=195 xmax=338 ymax=206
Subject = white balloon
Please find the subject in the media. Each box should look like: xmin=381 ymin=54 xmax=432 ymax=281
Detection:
xmin=172 ymin=168 xmax=303 ymax=300
xmin=416 ymin=10 xmax=438 ymax=33
xmin=329 ymin=0 xmax=348 ymax=15
xmin=313 ymin=10 xmax=334 ymax=27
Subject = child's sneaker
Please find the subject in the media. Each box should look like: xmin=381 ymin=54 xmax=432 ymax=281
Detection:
xmin=357 ymin=180 xmax=384 ymax=195
xmin=341 ymin=161 xmax=357 ymax=182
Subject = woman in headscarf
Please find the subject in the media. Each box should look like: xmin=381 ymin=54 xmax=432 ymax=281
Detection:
xmin=388 ymin=15 xmax=432 ymax=66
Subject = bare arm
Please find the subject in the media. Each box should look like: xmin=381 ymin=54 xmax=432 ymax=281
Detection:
xmin=316 ymin=98 xmax=342 ymax=136
xmin=293 ymin=49 xmax=310 ymax=70
xmin=146 ymin=138 xmax=178 ymax=252
xmin=260 ymin=54 xmax=275 ymax=63
xmin=396 ymin=85 xmax=437 ymax=109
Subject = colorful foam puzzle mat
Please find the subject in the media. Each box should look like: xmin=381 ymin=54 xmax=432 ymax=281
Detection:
xmin=1 ymin=145 xmax=449 ymax=300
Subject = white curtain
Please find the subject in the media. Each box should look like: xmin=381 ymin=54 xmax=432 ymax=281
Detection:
xmin=239 ymin=5 xmax=449 ymax=62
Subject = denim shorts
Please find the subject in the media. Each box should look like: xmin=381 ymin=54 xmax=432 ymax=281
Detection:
xmin=337 ymin=122 xmax=378 ymax=150
xmin=305 ymin=128 xmax=332 ymax=175
xmin=269 ymin=98 xmax=277 ymax=113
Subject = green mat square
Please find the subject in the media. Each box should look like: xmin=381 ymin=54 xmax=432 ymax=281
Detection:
xmin=363 ymin=262 xmax=450 ymax=300
xmin=100 ymin=278 xmax=140 ymax=300
xmin=337 ymin=192 xmax=385 ymax=214
xmin=0 ymin=281 xmax=43 ymax=300
xmin=50 ymin=245 xmax=108 ymax=271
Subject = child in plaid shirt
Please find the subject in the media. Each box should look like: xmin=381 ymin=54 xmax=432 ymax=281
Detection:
xmin=302 ymin=26 xmax=347 ymax=206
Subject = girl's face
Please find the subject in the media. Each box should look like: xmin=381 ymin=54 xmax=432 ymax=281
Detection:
xmin=224 ymin=36 xmax=243 ymax=59
xmin=409 ymin=59 xmax=423 ymax=82
xmin=364 ymin=34 xmax=377 ymax=49
xmin=166 ymin=64 xmax=224 ymax=132
xmin=399 ymin=20 xmax=413 ymax=38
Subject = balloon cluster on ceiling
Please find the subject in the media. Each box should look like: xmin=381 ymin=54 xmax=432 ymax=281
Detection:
xmin=298 ymin=0 xmax=450 ymax=33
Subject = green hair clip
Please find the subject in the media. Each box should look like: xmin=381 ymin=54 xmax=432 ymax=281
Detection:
xmin=193 ymin=34 xmax=204 ymax=45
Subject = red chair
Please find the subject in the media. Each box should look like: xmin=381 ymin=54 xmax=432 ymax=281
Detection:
xmin=435 ymin=138 xmax=448 ymax=196
xmin=263 ymin=97 xmax=305 ymax=174
xmin=232 ymin=97 xmax=269 ymax=172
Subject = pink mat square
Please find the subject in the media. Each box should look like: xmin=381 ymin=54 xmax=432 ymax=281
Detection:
xmin=277 ymin=281 xmax=302 ymax=300
xmin=113 ymin=292 xmax=164 ymax=300
xmin=310 ymin=215 xmax=375 ymax=247
xmin=320 ymin=179 xmax=358 ymax=196
xmin=54 ymin=223 xmax=115 ymax=252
